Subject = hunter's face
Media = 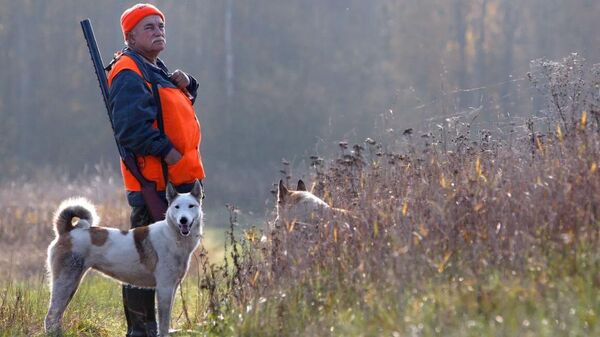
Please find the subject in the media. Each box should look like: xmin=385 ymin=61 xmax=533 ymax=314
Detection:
xmin=128 ymin=15 xmax=166 ymax=57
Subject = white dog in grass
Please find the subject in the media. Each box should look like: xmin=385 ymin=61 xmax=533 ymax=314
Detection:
xmin=44 ymin=180 xmax=204 ymax=337
xmin=275 ymin=179 xmax=352 ymax=230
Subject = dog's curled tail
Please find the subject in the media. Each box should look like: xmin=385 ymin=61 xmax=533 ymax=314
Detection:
xmin=53 ymin=197 xmax=99 ymax=235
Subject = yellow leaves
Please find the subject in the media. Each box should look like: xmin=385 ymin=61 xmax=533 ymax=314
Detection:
xmin=250 ymin=270 xmax=260 ymax=287
xmin=475 ymin=157 xmax=482 ymax=176
xmin=333 ymin=225 xmax=338 ymax=243
xmin=418 ymin=223 xmax=429 ymax=238
xmin=591 ymin=162 xmax=597 ymax=174
xmin=427 ymin=251 xmax=454 ymax=274
xmin=244 ymin=229 xmax=258 ymax=242
xmin=475 ymin=157 xmax=488 ymax=182
xmin=25 ymin=210 xmax=39 ymax=224
xmin=439 ymin=173 xmax=448 ymax=189
xmin=556 ymin=123 xmax=563 ymax=142
xmin=580 ymin=110 xmax=587 ymax=130
xmin=473 ymin=202 xmax=484 ymax=213
xmin=323 ymin=190 xmax=333 ymax=206
xmin=556 ymin=110 xmax=587 ymax=140
xmin=11 ymin=208 xmax=43 ymax=225
xmin=412 ymin=224 xmax=430 ymax=245
xmin=402 ymin=200 xmax=409 ymax=216
xmin=535 ymin=135 xmax=545 ymax=155
xmin=437 ymin=251 xmax=453 ymax=273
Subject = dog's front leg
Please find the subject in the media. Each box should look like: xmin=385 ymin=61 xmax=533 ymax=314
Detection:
xmin=156 ymin=284 xmax=176 ymax=336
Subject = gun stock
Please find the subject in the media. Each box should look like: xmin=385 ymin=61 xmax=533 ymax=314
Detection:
xmin=81 ymin=18 xmax=167 ymax=222
xmin=122 ymin=156 xmax=167 ymax=221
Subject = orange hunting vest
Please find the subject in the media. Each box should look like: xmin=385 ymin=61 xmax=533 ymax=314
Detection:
xmin=107 ymin=55 xmax=205 ymax=191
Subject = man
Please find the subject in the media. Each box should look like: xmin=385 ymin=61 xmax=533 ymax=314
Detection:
xmin=107 ymin=4 xmax=206 ymax=336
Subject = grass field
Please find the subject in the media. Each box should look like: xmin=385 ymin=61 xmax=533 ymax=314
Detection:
xmin=2 ymin=247 xmax=597 ymax=336
xmin=0 ymin=223 xmax=230 ymax=336
xmin=1 ymin=56 xmax=599 ymax=336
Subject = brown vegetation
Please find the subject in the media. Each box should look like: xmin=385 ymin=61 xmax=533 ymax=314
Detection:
xmin=0 ymin=167 xmax=130 ymax=280
xmin=191 ymin=55 xmax=600 ymax=335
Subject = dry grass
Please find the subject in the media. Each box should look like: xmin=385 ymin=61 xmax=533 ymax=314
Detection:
xmin=191 ymin=54 xmax=600 ymax=336
xmin=204 ymin=125 xmax=600 ymax=335
xmin=0 ymin=165 xmax=129 ymax=281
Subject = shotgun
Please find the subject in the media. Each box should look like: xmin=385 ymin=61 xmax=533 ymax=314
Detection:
xmin=80 ymin=18 xmax=167 ymax=222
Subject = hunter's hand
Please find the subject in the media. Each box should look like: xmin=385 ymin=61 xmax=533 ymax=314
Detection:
xmin=165 ymin=148 xmax=182 ymax=165
xmin=170 ymin=70 xmax=190 ymax=89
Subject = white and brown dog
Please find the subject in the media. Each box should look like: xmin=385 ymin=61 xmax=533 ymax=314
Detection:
xmin=44 ymin=180 xmax=203 ymax=336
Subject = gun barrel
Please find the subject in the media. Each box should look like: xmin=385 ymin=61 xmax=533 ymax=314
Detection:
xmin=80 ymin=19 xmax=111 ymax=115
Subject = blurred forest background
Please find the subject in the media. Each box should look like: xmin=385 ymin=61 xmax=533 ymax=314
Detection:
xmin=0 ymin=0 xmax=598 ymax=212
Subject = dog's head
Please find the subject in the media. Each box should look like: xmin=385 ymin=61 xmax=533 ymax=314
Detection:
xmin=275 ymin=179 xmax=329 ymax=226
xmin=166 ymin=180 xmax=204 ymax=237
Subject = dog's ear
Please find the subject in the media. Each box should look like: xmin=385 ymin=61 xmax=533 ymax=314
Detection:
xmin=278 ymin=180 xmax=289 ymax=203
xmin=166 ymin=182 xmax=178 ymax=204
xmin=191 ymin=179 xmax=203 ymax=200
xmin=297 ymin=179 xmax=307 ymax=191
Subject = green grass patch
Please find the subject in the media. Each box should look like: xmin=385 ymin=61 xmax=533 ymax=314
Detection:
xmin=227 ymin=247 xmax=599 ymax=337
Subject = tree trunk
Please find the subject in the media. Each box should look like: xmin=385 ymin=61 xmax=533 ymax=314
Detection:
xmin=454 ymin=0 xmax=468 ymax=109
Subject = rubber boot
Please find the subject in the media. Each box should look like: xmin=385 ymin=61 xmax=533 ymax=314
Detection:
xmin=123 ymin=285 xmax=158 ymax=337
xmin=124 ymin=205 xmax=160 ymax=336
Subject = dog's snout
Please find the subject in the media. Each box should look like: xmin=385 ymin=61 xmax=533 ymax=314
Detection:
xmin=180 ymin=217 xmax=188 ymax=225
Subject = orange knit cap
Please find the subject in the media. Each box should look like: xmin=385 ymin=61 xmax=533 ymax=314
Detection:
xmin=120 ymin=3 xmax=165 ymax=40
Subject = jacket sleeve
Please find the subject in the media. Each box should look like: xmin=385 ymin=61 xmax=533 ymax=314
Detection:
xmin=109 ymin=70 xmax=173 ymax=157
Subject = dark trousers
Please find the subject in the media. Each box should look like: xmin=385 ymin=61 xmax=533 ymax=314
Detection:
xmin=123 ymin=205 xmax=158 ymax=337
